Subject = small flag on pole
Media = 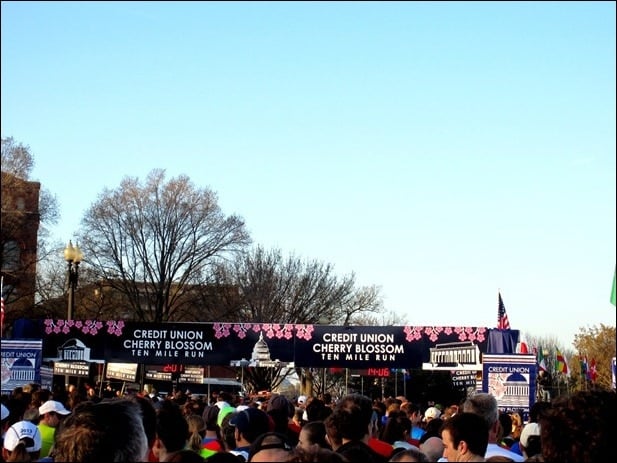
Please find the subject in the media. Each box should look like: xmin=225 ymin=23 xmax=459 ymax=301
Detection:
xmin=589 ymin=358 xmax=598 ymax=382
xmin=537 ymin=346 xmax=548 ymax=372
xmin=497 ymin=292 xmax=510 ymax=329
xmin=556 ymin=349 xmax=569 ymax=376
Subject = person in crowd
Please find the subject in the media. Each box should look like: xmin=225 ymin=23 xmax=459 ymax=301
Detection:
xmin=286 ymin=443 xmax=350 ymax=462
xmin=2 ymin=419 xmax=42 ymax=462
xmin=418 ymin=417 xmax=443 ymax=444
xmin=381 ymin=398 xmax=401 ymax=427
xmin=517 ymin=422 xmax=541 ymax=461
xmin=335 ymin=393 xmax=392 ymax=461
xmin=422 ymin=406 xmax=441 ymax=425
xmin=37 ymin=400 xmax=70 ymax=458
xmin=497 ymin=412 xmax=514 ymax=449
xmin=186 ymin=414 xmax=208 ymax=457
xmin=508 ymin=401 xmax=550 ymax=456
xmin=52 ymin=398 xmax=148 ymax=462
xmin=266 ymin=394 xmax=300 ymax=445
xmin=29 ymin=390 xmax=51 ymax=412
xmin=291 ymin=408 xmax=305 ymax=433
xmin=154 ymin=399 xmax=190 ymax=462
xmin=324 ymin=408 xmax=389 ymax=463
xmin=388 ymin=447 xmax=429 ymax=462
xmin=441 ymin=412 xmax=489 ymax=462
xmin=297 ymin=420 xmax=331 ymax=450
xmin=461 ymin=393 xmax=524 ymax=461
xmin=131 ymin=395 xmax=158 ymax=463
xmin=399 ymin=402 xmax=425 ymax=446
xmin=200 ymin=405 xmax=225 ymax=458
xmin=228 ymin=407 xmax=272 ymax=461
xmin=380 ymin=410 xmax=413 ymax=450
xmin=304 ymin=398 xmax=332 ymax=422
xmin=246 ymin=431 xmax=293 ymax=462
xmin=539 ymin=389 xmax=614 ymax=462
xmin=441 ymin=405 xmax=459 ymax=421
xmin=419 ymin=436 xmax=444 ymax=462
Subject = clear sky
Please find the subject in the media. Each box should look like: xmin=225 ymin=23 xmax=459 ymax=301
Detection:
xmin=2 ymin=1 xmax=615 ymax=349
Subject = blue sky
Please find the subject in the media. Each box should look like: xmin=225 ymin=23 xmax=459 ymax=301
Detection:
xmin=2 ymin=1 xmax=615 ymax=349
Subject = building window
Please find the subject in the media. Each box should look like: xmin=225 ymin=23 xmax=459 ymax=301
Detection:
xmin=1 ymin=240 xmax=20 ymax=271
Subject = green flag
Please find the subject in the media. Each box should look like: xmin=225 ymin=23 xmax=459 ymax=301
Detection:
xmin=537 ymin=346 xmax=547 ymax=372
xmin=611 ymin=269 xmax=617 ymax=305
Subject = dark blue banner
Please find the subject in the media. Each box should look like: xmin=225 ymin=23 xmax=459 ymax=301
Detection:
xmin=39 ymin=319 xmax=489 ymax=368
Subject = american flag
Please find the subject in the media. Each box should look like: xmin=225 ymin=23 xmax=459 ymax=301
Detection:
xmin=497 ymin=292 xmax=510 ymax=329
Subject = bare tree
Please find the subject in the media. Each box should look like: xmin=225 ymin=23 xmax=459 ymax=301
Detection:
xmin=1 ymin=137 xmax=60 ymax=321
xmin=216 ymin=245 xmax=383 ymax=324
xmin=212 ymin=245 xmax=384 ymax=394
xmin=78 ymin=169 xmax=251 ymax=322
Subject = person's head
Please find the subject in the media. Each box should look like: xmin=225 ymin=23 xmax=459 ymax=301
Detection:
xmin=419 ymin=418 xmax=443 ymax=442
xmin=298 ymin=420 xmax=330 ymax=450
xmin=461 ymin=392 xmax=499 ymax=440
xmin=287 ymin=444 xmax=349 ymax=462
xmin=519 ymin=422 xmax=541 ymax=459
xmin=323 ymin=412 xmax=344 ymax=451
xmin=154 ymin=399 xmax=189 ymax=461
xmin=2 ymin=420 xmax=42 ymax=462
xmin=419 ymin=436 xmax=444 ymax=461
xmin=540 ymin=389 xmax=614 ymax=462
xmin=498 ymin=412 xmax=513 ymax=440
xmin=266 ymin=394 xmax=295 ymax=434
xmin=186 ymin=414 xmax=206 ymax=453
xmin=53 ymin=398 xmax=148 ymax=463
xmin=422 ymin=406 xmax=441 ymax=423
xmin=440 ymin=412 xmax=489 ymax=462
xmin=305 ymin=397 xmax=332 ymax=422
xmin=38 ymin=399 xmax=71 ymax=427
xmin=247 ymin=432 xmax=293 ymax=462
xmin=229 ymin=407 xmax=271 ymax=445
xmin=131 ymin=395 xmax=158 ymax=454
xmin=219 ymin=412 xmax=237 ymax=452
xmin=388 ymin=447 xmax=429 ymax=462
xmin=325 ymin=407 xmax=367 ymax=443
xmin=335 ymin=393 xmax=374 ymax=428
xmin=202 ymin=405 xmax=220 ymax=432
xmin=381 ymin=410 xmax=412 ymax=445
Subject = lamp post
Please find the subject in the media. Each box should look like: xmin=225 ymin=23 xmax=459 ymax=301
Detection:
xmin=63 ymin=240 xmax=83 ymax=321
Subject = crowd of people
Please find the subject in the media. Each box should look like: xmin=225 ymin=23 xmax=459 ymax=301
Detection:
xmin=0 ymin=381 xmax=614 ymax=462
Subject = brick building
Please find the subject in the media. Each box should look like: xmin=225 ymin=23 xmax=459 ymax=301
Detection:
xmin=1 ymin=171 xmax=41 ymax=326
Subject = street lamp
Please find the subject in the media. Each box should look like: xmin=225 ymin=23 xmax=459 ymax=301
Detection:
xmin=63 ymin=240 xmax=83 ymax=320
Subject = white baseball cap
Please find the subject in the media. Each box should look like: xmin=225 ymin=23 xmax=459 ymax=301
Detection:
xmin=39 ymin=400 xmax=71 ymax=416
xmin=423 ymin=406 xmax=441 ymax=421
xmin=520 ymin=422 xmax=541 ymax=448
xmin=3 ymin=420 xmax=42 ymax=452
